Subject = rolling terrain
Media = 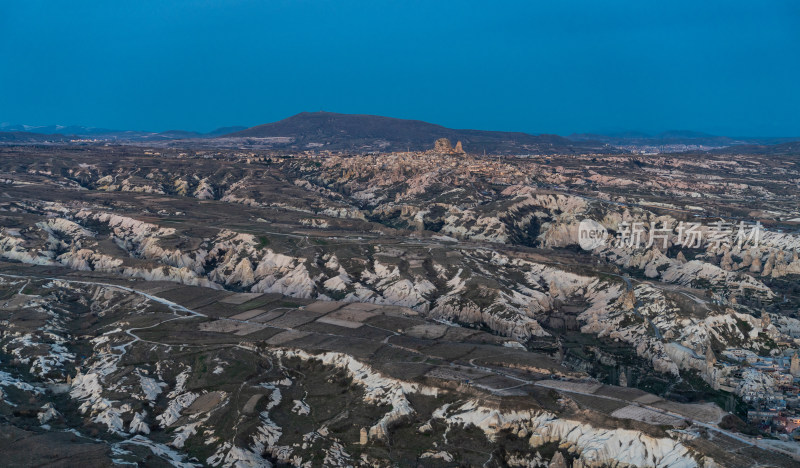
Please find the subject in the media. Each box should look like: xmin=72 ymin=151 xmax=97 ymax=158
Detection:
xmin=0 ymin=142 xmax=799 ymax=467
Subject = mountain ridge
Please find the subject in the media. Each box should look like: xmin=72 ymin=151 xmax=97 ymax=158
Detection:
xmin=222 ymin=111 xmax=615 ymax=154
xmin=0 ymin=123 xmax=247 ymax=141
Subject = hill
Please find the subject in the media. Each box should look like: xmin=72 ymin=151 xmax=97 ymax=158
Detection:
xmin=0 ymin=131 xmax=73 ymax=143
xmin=708 ymin=140 xmax=800 ymax=156
xmin=223 ymin=111 xmax=615 ymax=154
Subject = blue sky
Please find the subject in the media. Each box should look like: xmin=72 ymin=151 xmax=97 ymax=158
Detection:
xmin=1 ymin=1 xmax=798 ymax=136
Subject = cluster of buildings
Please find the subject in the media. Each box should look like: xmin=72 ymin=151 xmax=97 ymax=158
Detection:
xmin=718 ymin=347 xmax=800 ymax=436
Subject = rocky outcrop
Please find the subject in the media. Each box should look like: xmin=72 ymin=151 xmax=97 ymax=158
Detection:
xmin=433 ymin=138 xmax=454 ymax=153
xmin=434 ymin=400 xmax=698 ymax=468
xmin=277 ymin=349 xmax=438 ymax=441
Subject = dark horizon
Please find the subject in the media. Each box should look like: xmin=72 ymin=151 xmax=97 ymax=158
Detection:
xmin=2 ymin=110 xmax=800 ymax=141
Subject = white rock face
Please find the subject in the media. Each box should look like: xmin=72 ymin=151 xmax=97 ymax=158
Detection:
xmin=139 ymin=373 xmax=167 ymax=401
xmin=193 ymin=178 xmax=215 ymax=199
xmin=129 ymin=411 xmax=151 ymax=434
xmin=118 ymin=435 xmax=199 ymax=468
xmin=276 ymin=349 xmax=698 ymax=468
xmin=69 ymin=350 xmax=128 ymax=434
xmin=277 ymin=349 xmax=438 ymax=441
xmin=37 ymin=402 xmax=60 ymax=424
xmin=157 ymin=392 xmax=198 ymax=427
xmin=291 ymin=399 xmax=310 ymax=415
xmin=436 ymin=400 xmax=698 ymax=468
xmin=420 ymin=451 xmax=454 ymax=462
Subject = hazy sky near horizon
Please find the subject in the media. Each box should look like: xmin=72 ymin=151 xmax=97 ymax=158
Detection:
xmin=1 ymin=1 xmax=798 ymax=136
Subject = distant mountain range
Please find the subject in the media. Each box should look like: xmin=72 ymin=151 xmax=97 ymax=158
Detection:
xmin=0 ymin=131 xmax=73 ymax=143
xmin=567 ymin=130 xmax=797 ymax=148
xmin=706 ymin=141 xmax=800 ymax=156
xmin=1 ymin=114 xmax=798 ymax=154
xmin=0 ymin=123 xmax=247 ymax=142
